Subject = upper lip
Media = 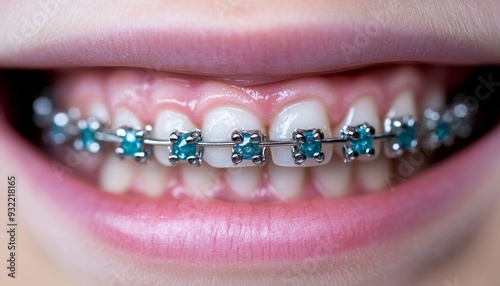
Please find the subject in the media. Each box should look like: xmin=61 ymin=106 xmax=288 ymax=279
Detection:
xmin=1 ymin=13 xmax=498 ymax=85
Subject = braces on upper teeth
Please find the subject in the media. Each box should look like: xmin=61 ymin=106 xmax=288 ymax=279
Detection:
xmin=32 ymin=96 xmax=475 ymax=167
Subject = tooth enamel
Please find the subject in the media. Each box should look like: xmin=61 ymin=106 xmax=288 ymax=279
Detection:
xmin=311 ymin=155 xmax=352 ymax=197
xmin=89 ymin=100 xmax=110 ymax=123
xmin=269 ymin=100 xmax=333 ymax=167
xmin=267 ymin=162 xmax=305 ymax=200
xmin=356 ymin=156 xmax=391 ymax=193
xmin=384 ymin=90 xmax=419 ymax=157
xmin=181 ymin=164 xmax=220 ymax=198
xmin=202 ymin=106 xmax=265 ymax=168
xmin=386 ymin=90 xmax=417 ymax=118
xmin=112 ymin=108 xmax=142 ymax=130
xmin=423 ymin=86 xmax=446 ymax=111
xmin=336 ymin=96 xmax=381 ymax=160
xmin=136 ymin=160 xmax=170 ymax=198
xmin=153 ymin=110 xmax=197 ymax=166
xmin=226 ymin=167 xmax=262 ymax=198
xmin=99 ymin=154 xmax=136 ymax=194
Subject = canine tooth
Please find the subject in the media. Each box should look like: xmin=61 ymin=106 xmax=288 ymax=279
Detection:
xmin=311 ymin=155 xmax=352 ymax=197
xmin=112 ymin=108 xmax=142 ymax=130
xmin=153 ymin=110 xmax=196 ymax=166
xmin=136 ymin=160 xmax=170 ymax=198
xmin=202 ymin=106 xmax=265 ymax=168
xmin=386 ymin=90 xmax=417 ymax=118
xmin=226 ymin=167 xmax=262 ymax=198
xmin=99 ymin=154 xmax=136 ymax=194
xmin=356 ymin=156 xmax=391 ymax=193
xmin=269 ymin=100 xmax=333 ymax=167
xmin=267 ymin=162 xmax=305 ymax=200
xmin=181 ymin=164 xmax=220 ymax=198
xmin=336 ymin=96 xmax=381 ymax=160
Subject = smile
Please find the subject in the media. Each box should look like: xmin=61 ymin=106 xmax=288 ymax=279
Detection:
xmin=2 ymin=64 xmax=498 ymax=257
xmin=33 ymin=66 xmax=478 ymax=201
xmin=1 ymin=2 xmax=500 ymax=284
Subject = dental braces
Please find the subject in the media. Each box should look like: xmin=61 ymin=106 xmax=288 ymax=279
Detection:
xmin=33 ymin=96 xmax=475 ymax=167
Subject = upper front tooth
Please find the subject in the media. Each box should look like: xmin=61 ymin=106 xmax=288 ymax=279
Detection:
xmin=153 ymin=110 xmax=197 ymax=166
xmin=386 ymin=90 xmax=417 ymax=118
xmin=384 ymin=90 xmax=418 ymax=157
xmin=202 ymin=106 xmax=265 ymax=168
xmin=112 ymin=108 xmax=142 ymax=130
xmin=336 ymin=96 xmax=381 ymax=161
xmin=89 ymin=100 xmax=110 ymax=124
xmin=269 ymin=100 xmax=333 ymax=167
xmin=422 ymin=85 xmax=446 ymax=111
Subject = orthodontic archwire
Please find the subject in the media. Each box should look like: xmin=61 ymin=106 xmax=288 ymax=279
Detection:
xmin=32 ymin=95 xmax=475 ymax=167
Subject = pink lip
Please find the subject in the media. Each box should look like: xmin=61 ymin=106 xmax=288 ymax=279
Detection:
xmin=2 ymin=24 xmax=497 ymax=84
xmin=1 ymin=112 xmax=498 ymax=263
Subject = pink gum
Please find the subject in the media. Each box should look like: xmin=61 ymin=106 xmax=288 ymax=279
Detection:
xmin=54 ymin=65 xmax=449 ymax=127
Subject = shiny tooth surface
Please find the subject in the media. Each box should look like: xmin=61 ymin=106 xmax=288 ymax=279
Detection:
xmin=311 ymin=155 xmax=352 ymax=197
xmin=226 ymin=167 xmax=262 ymax=198
xmin=99 ymin=153 xmax=136 ymax=194
xmin=267 ymin=161 xmax=305 ymax=200
xmin=89 ymin=100 xmax=110 ymax=123
xmin=202 ymin=106 xmax=265 ymax=168
xmin=111 ymin=108 xmax=142 ymax=130
xmin=384 ymin=90 xmax=419 ymax=158
xmin=356 ymin=156 xmax=391 ymax=193
xmin=386 ymin=90 xmax=417 ymax=118
xmin=136 ymin=160 xmax=170 ymax=198
xmin=153 ymin=110 xmax=197 ymax=166
xmin=99 ymin=109 xmax=142 ymax=194
xmin=181 ymin=163 xmax=220 ymax=198
xmin=335 ymin=96 xmax=381 ymax=160
xmin=269 ymin=100 xmax=333 ymax=167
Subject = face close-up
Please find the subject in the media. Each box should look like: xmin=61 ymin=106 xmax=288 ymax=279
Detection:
xmin=1 ymin=1 xmax=500 ymax=285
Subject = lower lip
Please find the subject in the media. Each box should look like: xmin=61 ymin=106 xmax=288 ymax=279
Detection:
xmin=1 ymin=115 xmax=498 ymax=264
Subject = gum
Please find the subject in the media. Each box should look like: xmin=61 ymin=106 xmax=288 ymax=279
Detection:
xmin=54 ymin=65 xmax=437 ymax=127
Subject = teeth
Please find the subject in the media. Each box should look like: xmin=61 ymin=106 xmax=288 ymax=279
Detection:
xmin=98 ymin=93 xmax=413 ymax=199
xmin=422 ymin=85 xmax=446 ymax=111
xmin=226 ymin=167 xmax=262 ymax=198
xmin=386 ymin=90 xmax=417 ymax=118
xmin=99 ymin=153 xmax=136 ymax=194
xmin=181 ymin=163 xmax=220 ymax=198
xmin=112 ymin=108 xmax=142 ymax=130
xmin=136 ymin=160 xmax=171 ymax=198
xmin=89 ymin=100 xmax=110 ymax=123
xmin=269 ymin=100 xmax=333 ymax=167
xmin=311 ymin=155 xmax=352 ymax=197
xmin=153 ymin=110 xmax=197 ymax=166
xmin=100 ymin=109 xmax=142 ymax=194
xmin=336 ymin=96 xmax=381 ymax=161
xmin=355 ymin=156 xmax=391 ymax=193
xmin=202 ymin=106 xmax=265 ymax=168
xmin=267 ymin=161 xmax=305 ymax=200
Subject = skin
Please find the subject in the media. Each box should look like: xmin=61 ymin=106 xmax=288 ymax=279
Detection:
xmin=0 ymin=1 xmax=499 ymax=285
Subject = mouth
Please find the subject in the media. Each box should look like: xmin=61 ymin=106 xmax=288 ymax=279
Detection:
xmin=1 ymin=6 xmax=500 ymax=284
